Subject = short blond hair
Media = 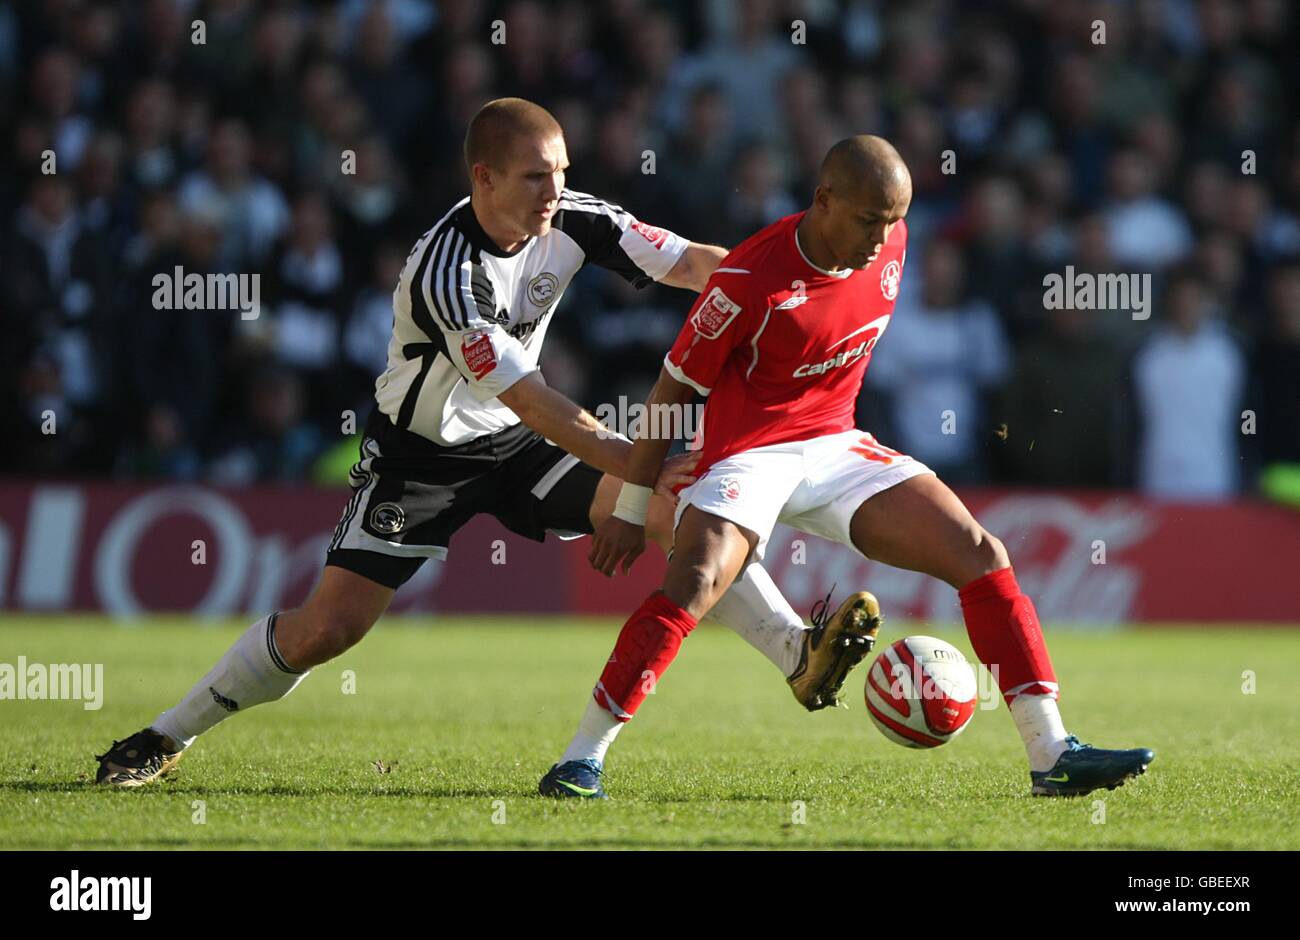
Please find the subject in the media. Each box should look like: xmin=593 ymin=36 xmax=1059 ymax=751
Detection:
xmin=464 ymin=97 xmax=563 ymax=175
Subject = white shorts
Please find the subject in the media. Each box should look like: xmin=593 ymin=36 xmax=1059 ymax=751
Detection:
xmin=673 ymin=430 xmax=934 ymax=562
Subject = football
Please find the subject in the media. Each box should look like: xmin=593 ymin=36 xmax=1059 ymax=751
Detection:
xmin=865 ymin=636 xmax=978 ymax=748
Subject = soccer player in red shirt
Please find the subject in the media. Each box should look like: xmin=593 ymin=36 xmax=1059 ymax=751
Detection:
xmin=540 ymin=136 xmax=1155 ymax=800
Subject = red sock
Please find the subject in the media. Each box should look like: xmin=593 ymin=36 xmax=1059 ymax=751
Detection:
xmin=958 ymin=567 xmax=1059 ymax=705
xmin=593 ymin=591 xmax=698 ymax=722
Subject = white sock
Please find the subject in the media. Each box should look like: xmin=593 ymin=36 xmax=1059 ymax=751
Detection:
xmin=151 ymin=613 xmax=309 ymax=749
xmin=706 ymin=562 xmax=809 ymax=677
xmin=1010 ymin=694 xmax=1071 ymax=772
xmin=559 ymin=695 xmax=625 ymax=765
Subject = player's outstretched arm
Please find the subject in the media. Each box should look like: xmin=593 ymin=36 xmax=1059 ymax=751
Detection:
xmin=498 ymin=373 xmax=630 ymax=478
xmin=498 ymin=373 xmax=697 ymax=495
xmin=658 ymin=242 xmax=729 ymax=293
xmin=589 ymin=366 xmax=696 ymax=577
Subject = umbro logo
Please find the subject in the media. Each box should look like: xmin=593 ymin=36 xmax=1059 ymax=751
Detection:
xmin=775 ymin=294 xmax=808 ymax=310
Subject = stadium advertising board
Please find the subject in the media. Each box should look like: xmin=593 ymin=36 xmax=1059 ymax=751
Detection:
xmin=0 ymin=483 xmax=1296 ymax=624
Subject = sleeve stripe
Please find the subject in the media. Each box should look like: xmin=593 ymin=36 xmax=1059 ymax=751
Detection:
xmin=663 ymin=356 xmax=711 ymax=396
xmin=745 ymin=306 xmax=774 ymax=380
xmin=453 ymin=235 xmax=476 ymax=329
xmin=433 ymin=230 xmax=457 ymax=330
xmin=560 ymin=189 xmax=626 ymax=214
xmin=468 ymin=263 xmax=496 ymax=323
xmin=410 ymin=231 xmax=446 ymax=338
xmin=455 ymin=245 xmax=484 ymax=329
xmin=422 ymin=229 xmax=455 ymax=333
xmin=442 ymin=232 xmax=473 ymax=330
xmin=418 ymin=225 xmax=496 ymax=335
xmin=715 ymin=267 xmax=751 ymax=274
xmin=407 ymin=210 xmax=460 ymax=338
xmin=439 ymin=232 xmax=463 ymax=330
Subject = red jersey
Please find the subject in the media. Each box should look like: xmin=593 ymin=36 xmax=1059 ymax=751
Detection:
xmin=665 ymin=212 xmax=908 ymax=473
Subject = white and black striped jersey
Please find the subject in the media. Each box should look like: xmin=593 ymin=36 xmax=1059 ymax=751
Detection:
xmin=374 ymin=189 xmax=689 ymax=447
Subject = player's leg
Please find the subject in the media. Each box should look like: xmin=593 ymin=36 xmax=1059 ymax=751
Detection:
xmin=540 ymin=506 xmax=757 ymax=797
xmin=844 ymin=472 xmax=1153 ymax=796
xmin=96 ymin=429 xmax=439 ymax=787
xmin=94 ymin=564 xmax=398 ymax=787
xmin=845 ymin=472 xmax=1009 ymax=588
xmin=155 ymin=564 xmax=395 ymax=742
xmin=588 ymin=470 xmax=813 ymax=679
xmin=846 ymin=474 xmax=1061 ymax=777
xmin=271 ymin=565 xmax=396 ymax=668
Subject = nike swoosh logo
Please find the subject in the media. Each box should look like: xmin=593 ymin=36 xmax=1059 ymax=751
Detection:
xmin=556 ymin=779 xmax=599 ymax=797
xmin=1046 ymin=773 xmax=1070 ymax=783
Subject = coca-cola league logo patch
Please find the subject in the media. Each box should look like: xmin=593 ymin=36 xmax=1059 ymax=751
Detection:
xmin=691 ymin=287 xmax=742 ymax=339
xmin=631 ymin=220 xmax=669 ymax=248
xmin=460 ymin=330 xmax=497 ymax=379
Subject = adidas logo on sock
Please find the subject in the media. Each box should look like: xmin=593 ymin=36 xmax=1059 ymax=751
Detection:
xmin=208 ymin=686 xmax=239 ymax=712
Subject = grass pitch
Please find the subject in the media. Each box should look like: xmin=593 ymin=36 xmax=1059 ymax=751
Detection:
xmin=1 ymin=616 xmax=1297 ymax=850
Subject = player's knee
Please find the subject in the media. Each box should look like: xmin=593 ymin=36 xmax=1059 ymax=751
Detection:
xmin=299 ymin=609 xmax=375 ymax=664
xmin=674 ymin=562 xmax=715 ymax=602
xmin=975 ymin=530 xmax=1010 ymax=575
xmin=666 ymin=558 xmax=731 ymax=617
xmin=943 ymin=528 xmax=1010 ymax=589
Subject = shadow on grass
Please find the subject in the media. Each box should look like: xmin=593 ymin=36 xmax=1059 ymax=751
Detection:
xmin=0 ymin=834 xmax=1198 ymax=850
xmin=0 ymin=836 xmax=959 ymax=850
xmin=0 ymin=778 xmax=524 ymax=799
xmin=0 ymin=778 xmax=876 ymax=802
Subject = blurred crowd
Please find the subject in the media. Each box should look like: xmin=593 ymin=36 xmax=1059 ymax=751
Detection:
xmin=2 ymin=0 xmax=1298 ymax=500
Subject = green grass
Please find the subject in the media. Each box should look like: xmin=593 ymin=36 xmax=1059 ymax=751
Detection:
xmin=1 ymin=617 xmax=1297 ymax=849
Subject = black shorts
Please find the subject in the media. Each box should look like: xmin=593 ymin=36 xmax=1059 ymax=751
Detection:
xmin=325 ymin=410 xmax=603 ymax=589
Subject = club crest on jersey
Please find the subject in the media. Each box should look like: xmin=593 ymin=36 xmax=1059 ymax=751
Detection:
xmin=461 ymin=330 xmax=497 ymax=379
xmin=369 ymin=502 xmax=405 ymax=535
xmin=880 ymin=259 xmax=901 ymax=300
xmin=631 ymin=219 xmax=669 ymax=248
xmin=527 ymin=272 xmax=559 ymax=306
xmin=718 ymin=476 xmax=741 ymax=502
xmin=691 ymin=287 xmax=743 ymax=339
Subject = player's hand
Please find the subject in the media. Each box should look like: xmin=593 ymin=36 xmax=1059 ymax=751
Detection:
xmin=654 ymin=451 xmax=700 ymax=505
xmin=589 ymin=517 xmax=646 ymax=577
